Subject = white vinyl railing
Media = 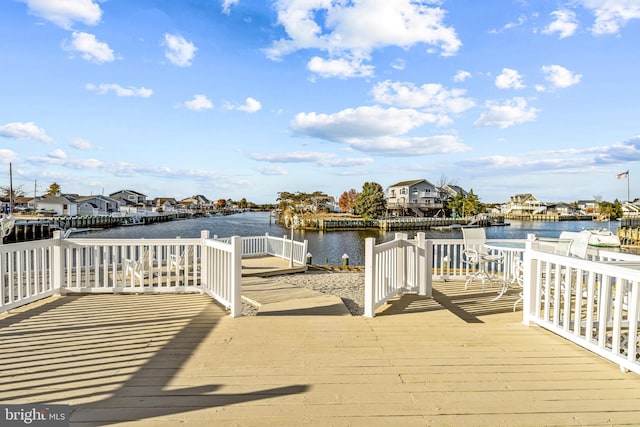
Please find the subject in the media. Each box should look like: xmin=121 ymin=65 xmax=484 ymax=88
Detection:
xmin=215 ymin=233 xmax=308 ymax=264
xmin=522 ymin=239 xmax=640 ymax=374
xmin=364 ymin=233 xmax=432 ymax=317
xmin=0 ymin=239 xmax=57 ymax=311
xmin=1 ymin=231 xmax=308 ymax=317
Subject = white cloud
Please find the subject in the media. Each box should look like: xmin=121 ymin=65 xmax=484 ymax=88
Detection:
xmin=250 ymin=151 xmax=374 ymax=167
xmin=489 ymin=15 xmax=527 ymax=33
xmin=290 ymin=106 xmax=469 ymax=155
xmin=580 ymin=0 xmax=640 ymax=35
xmin=163 ymin=34 xmax=197 ymax=67
xmin=255 ymin=165 xmax=288 ymax=176
xmin=307 ymin=57 xmax=375 ymax=79
xmin=541 ymin=65 xmax=582 ymax=89
xmin=391 ymin=58 xmax=406 ymax=71
xmin=453 ymin=70 xmax=471 ymax=82
xmin=543 ymin=10 xmax=579 ymax=39
xmin=237 ymin=97 xmax=262 ymax=113
xmin=48 ymin=149 xmax=67 ymax=159
xmin=264 ymin=0 xmax=461 ymax=78
xmin=225 ymin=97 xmax=261 ymax=113
xmin=221 ymin=0 xmax=239 ymax=15
xmin=24 ymin=0 xmax=102 ymax=29
xmin=183 ymin=94 xmax=213 ymax=111
xmin=70 ymin=138 xmax=100 ymax=150
xmin=64 ymin=32 xmax=115 ymax=63
xmin=495 ymin=68 xmax=526 ymax=90
xmin=371 ymin=81 xmax=475 ymax=116
xmin=474 ymin=97 xmax=539 ymax=128
xmin=292 ymin=106 xmax=438 ymax=141
xmin=0 ymin=122 xmax=53 ymax=143
xmin=0 ymin=149 xmax=18 ymax=163
xmin=86 ymin=83 xmax=153 ymax=97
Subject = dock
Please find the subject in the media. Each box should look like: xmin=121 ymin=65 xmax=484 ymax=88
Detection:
xmin=1 ymin=272 xmax=639 ymax=425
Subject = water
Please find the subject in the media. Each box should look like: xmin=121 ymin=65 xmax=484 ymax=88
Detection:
xmin=76 ymin=211 xmax=618 ymax=265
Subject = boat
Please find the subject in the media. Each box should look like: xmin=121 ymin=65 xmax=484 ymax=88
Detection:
xmin=559 ymin=229 xmax=621 ymax=248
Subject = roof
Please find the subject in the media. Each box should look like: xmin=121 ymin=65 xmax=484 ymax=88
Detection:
xmin=388 ymin=179 xmax=432 ymax=188
xmin=109 ymin=189 xmax=147 ymax=197
xmin=37 ymin=195 xmax=77 ymax=204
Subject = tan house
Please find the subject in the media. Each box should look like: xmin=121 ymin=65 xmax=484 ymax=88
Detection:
xmin=503 ymin=193 xmax=546 ymax=215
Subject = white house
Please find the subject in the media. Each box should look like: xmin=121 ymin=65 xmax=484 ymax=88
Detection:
xmin=386 ymin=179 xmax=443 ymax=217
xmin=503 ymin=193 xmax=546 ymax=215
xmin=109 ymin=190 xmax=148 ymax=206
xmin=76 ymin=195 xmax=119 ymax=216
xmin=37 ymin=195 xmax=78 ymax=216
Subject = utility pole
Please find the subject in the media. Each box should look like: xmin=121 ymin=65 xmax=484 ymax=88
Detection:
xmin=8 ymin=163 xmax=13 ymax=214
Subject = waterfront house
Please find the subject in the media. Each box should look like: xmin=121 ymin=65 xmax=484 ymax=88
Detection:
xmin=109 ymin=189 xmax=148 ymax=207
xmin=386 ymin=179 xmax=443 ymax=217
xmin=577 ymin=200 xmax=600 ymax=214
xmin=36 ymin=195 xmax=78 ymax=216
xmin=622 ymin=201 xmax=640 ymax=217
xmin=180 ymin=195 xmax=212 ymax=210
xmin=76 ymin=195 xmax=119 ymax=216
xmin=153 ymin=197 xmax=178 ymax=213
xmin=503 ymin=193 xmax=546 ymax=215
xmin=438 ymin=184 xmax=468 ymax=199
xmin=547 ymin=202 xmax=579 ymax=216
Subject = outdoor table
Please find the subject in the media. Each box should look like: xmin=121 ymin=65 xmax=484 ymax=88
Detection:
xmin=483 ymin=241 xmax=526 ymax=300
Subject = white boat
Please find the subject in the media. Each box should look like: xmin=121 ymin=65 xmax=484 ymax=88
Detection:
xmin=559 ymin=229 xmax=621 ymax=248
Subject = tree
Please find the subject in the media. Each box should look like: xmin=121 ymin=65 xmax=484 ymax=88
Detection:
xmin=447 ymin=188 xmax=482 ymax=217
xmin=599 ymin=199 xmax=623 ymax=219
xmin=354 ymin=182 xmax=386 ymax=220
xmin=0 ymin=185 xmax=24 ymax=200
xmin=44 ymin=182 xmax=61 ymax=197
xmin=339 ymin=189 xmax=358 ymax=213
xmin=215 ymin=199 xmax=227 ymax=208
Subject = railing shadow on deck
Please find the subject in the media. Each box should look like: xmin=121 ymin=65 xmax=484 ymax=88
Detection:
xmin=375 ymin=281 xmax=522 ymax=322
xmin=0 ymin=294 xmax=309 ymax=425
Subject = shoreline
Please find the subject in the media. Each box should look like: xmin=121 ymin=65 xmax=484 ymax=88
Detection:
xmin=243 ymin=269 xmax=365 ymax=316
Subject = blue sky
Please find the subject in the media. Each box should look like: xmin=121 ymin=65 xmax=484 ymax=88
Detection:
xmin=1 ymin=0 xmax=640 ymax=204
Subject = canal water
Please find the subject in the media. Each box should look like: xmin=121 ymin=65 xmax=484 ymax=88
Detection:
xmin=76 ymin=211 xmax=618 ymax=266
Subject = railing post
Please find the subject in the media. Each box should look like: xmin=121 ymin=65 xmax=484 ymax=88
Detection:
xmin=395 ymin=233 xmax=408 ymax=288
xmin=522 ymin=234 xmax=538 ymax=326
xmin=420 ymin=235 xmax=433 ymax=297
xmin=200 ymin=230 xmax=209 ymax=288
xmin=230 ymin=236 xmax=242 ymax=318
xmin=303 ymin=239 xmax=308 ymax=266
xmin=52 ymin=230 xmax=64 ymax=294
xmin=364 ymin=237 xmax=375 ymax=318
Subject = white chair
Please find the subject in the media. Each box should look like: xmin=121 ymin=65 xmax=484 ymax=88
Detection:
xmin=122 ymin=248 xmax=155 ymax=286
xmin=169 ymin=245 xmax=195 ymax=272
xmin=462 ymin=228 xmax=503 ymax=292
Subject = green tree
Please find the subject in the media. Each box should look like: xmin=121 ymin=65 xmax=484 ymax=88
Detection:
xmin=599 ymin=199 xmax=623 ymax=219
xmin=447 ymin=189 xmax=482 ymax=217
xmin=354 ymin=182 xmax=386 ymax=220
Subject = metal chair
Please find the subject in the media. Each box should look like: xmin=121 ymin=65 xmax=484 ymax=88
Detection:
xmin=462 ymin=228 xmax=503 ymax=293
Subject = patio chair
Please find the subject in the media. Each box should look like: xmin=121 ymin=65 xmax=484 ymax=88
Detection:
xmin=169 ymin=245 xmax=195 ymax=272
xmin=122 ymin=248 xmax=155 ymax=287
xmin=462 ymin=227 xmax=503 ymax=293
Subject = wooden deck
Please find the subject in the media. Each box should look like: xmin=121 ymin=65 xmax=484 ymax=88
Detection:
xmin=1 ymin=277 xmax=640 ymax=426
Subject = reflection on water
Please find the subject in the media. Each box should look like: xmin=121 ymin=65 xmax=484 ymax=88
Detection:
xmin=78 ymin=211 xmax=619 ymax=266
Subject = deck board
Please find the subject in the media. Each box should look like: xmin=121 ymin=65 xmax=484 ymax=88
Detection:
xmin=1 ymin=277 xmax=639 ymax=426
